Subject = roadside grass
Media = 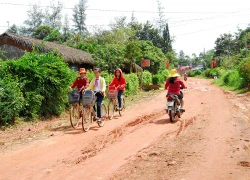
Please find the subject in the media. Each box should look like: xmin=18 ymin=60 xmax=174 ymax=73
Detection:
xmin=0 ymin=89 xmax=165 ymax=131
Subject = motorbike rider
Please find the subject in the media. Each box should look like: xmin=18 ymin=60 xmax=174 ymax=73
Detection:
xmin=184 ymin=72 xmax=188 ymax=81
xmin=165 ymin=69 xmax=186 ymax=111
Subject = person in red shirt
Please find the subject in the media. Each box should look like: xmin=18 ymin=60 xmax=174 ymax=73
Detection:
xmin=109 ymin=68 xmax=126 ymax=110
xmin=70 ymin=68 xmax=89 ymax=102
xmin=165 ymin=69 xmax=186 ymax=110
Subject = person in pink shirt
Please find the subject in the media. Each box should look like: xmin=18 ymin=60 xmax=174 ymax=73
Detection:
xmin=165 ymin=69 xmax=186 ymax=110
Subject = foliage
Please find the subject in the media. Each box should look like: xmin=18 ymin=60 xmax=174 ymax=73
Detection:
xmin=72 ymin=0 xmax=88 ymax=37
xmin=3 ymin=51 xmax=75 ymax=119
xmin=142 ymin=71 xmax=152 ymax=85
xmin=204 ymin=68 xmax=225 ymax=78
xmin=31 ymin=25 xmax=61 ymax=42
xmin=216 ymin=70 xmax=244 ymax=90
xmin=0 ymin=75 xmax=24 ymax=125
xmin=188 ymin=71 xmax=195 ymax=77
xmin=152 ymin=69 xmax=169 ymax=85
xmin=238 ymin=57 xmax=250 ymax=87
xmin=124 ymin=73 xmax=139 ymax=95
xmin=214 ymin=33 xmax=240 ymax=57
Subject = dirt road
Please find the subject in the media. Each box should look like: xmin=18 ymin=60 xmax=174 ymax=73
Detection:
xmin=0 ymin=78 xmax=250 ymax=180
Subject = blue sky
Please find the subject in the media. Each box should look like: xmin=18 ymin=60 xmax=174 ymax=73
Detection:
xmin=0 ymin=0 xmax=249 ymax=56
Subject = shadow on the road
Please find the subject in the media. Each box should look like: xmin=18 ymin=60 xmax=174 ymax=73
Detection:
xmin=151 ymin=118 xmax=178 ymax=125
xmin=64 ymin=129 xmax=83 ymax=135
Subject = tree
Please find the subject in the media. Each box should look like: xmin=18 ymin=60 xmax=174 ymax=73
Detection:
xmin=72 ymin=0 xmax=88 ymax=37
xmin=214 ymin=33 xmax=239 ymax=57
xmin=166 ymin=51 xmax=178 ymax=68
xmin=31 ymin=25 xmax=61 ymax=42
xmin=156 ymin=0 xmax=166 ymax=34
xmin=137 ymin=21 xmax=163 ymax=49
xmin=43 ymin=0 xmax=63 ymax=29
xmin=125 ymin=40 xmax=143 ymax=72
xmin=178 ymin=50 xmax=190 ymax=66
xmin=110 ymin=16 xmax=127 ymax=30
xmin=161 ymin=23 xmax=172 ymax=53
xmin=7 ymin=24 xmax=18 ymax=34
xmin=21 ymin=4 xmax=44 ymax=36
xmin=61 ymin=15 xmax=72 ymax=42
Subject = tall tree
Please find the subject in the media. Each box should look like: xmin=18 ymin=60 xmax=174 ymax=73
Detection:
xmin=137 ymin=21 xmax=163 ymax=49
xmin=156 ymin=0 xmax=166 ymax=34
xmin=72 ymin=0 xmax=88 ymax=37
xmin=110 ymin=16 xmax=127 ymax=30
xmin=21 ymin=4 xmax=44 ymax=36
xmin=214 ymin=33 xmax=239 ymax=57
xmin=62 ymin=14 xmax=72 ymax=42
xmin=162 ymin=23 xmax=172 ymax=53
xmin=43 ymin=0 xmax=63 ymax=29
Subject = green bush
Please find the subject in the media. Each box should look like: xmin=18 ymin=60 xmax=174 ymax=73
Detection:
xmin=218 ymin=70 xmax=244 ymax=89
xmin=4 ymin=51 xmax=75 ymax=119
xmin=124 ymin=73 xmax=139 ymax=95
xmin=188 ymin=71 xmax=195 ymax=77
xmin=204 ymin=68 xmax=224 ymax=78
xmin=152 ymin=69 xmax=169 ymax=85
xmin=195 ymin=70 xmax=202 ymax=76
xmin=0 ymin=76 xmax=25 ymax=125
xmin=159 ymin=69 xmax=170 ymax=81
xmin=142 ymin=70 xmax=152 ymax=85
xmin=238 ymin=57 xmax=250 ymax=88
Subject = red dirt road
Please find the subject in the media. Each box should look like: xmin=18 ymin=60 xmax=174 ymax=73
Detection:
xmin=0 ymin=78 xmax=250 ymax=180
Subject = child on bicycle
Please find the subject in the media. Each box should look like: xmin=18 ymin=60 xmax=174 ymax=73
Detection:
xmin=87 ymin=68 xmax=106 ymax=123
xmin=109 ymin=68 xmax=126 ymax=110
xmin=165 ymin=69 xmax=186 ymax=111
xmin=70 ymin=68 xmax=89 ymax=102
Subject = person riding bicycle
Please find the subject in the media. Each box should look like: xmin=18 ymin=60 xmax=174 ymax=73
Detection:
xmin=109 ymin=68 xmax=126 ymax=110
xmin=87 ymin=68 xmax=106 ymax=123
xmin=70 ymin=68 xmax=89 ymax=102
xmin=184 ymin=72 xmax=188 ymax=81
xmin=165 ymin=69 xmax=186 ymax=111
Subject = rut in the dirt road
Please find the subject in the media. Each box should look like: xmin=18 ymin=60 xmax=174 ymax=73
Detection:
xmin=72 ymin=110 xmax=166 ymax=165
xmin=112 ymin=79 xmax=250 ymax=180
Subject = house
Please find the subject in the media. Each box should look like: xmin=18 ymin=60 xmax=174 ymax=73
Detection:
xmin=0 ymin=33 xmax=95 ymax=71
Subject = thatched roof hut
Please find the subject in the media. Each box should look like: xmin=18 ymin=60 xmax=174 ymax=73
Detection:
xmin=0 ymin=33 xmax=95 ymax=67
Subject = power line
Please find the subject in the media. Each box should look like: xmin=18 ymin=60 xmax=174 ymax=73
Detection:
xmin=0 ymin=2 xmax=248 ymax=14
xmin=175 ymin=22 xmax=249 ymax=36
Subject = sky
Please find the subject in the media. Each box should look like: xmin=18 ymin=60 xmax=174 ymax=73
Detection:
xmin=0 ymin=0 xmax=250 ymax=56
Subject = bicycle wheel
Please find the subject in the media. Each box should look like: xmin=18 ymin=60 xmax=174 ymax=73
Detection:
xmin=119 ymin=98 xmax=126 ymax=116
xmin=98 ymin=104 xmax=107 ymax=127
xmin=108 ymin=100 xmax=115 ymax=119
xmin=82 ymin=107 xmax=91 ymax=132
xmin=70 ymin=103 xmax=81 ymax=129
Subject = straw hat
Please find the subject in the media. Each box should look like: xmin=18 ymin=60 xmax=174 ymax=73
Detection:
xmin=79 ymin=68 xmax=87 ymax=74
xmin=169 ymin=69 xmax=180 ymax=77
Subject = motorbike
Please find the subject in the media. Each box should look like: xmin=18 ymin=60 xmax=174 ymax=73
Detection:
xmin=166 ymin=87 xmax=185 ymax=122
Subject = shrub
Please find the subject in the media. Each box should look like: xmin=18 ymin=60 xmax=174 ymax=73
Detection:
xmin=238 ymin=57 xmax=250 ymax=88
xmin=124 ymin=73 xmax=139 ymax=95
xmin=195 ymin=70 xmax=202 ymax=76
xmin=4 ymin=51 xmax=75 ymax=119
xmin=188 ymin=71 xmax=195 ymax=77
xmin=218 ymin=70 xmax=244 ymax=89
xmin=142 ymin=70 xmax=152 ymax=85
xmin=0 ymin=76 xmax=25 ymax=125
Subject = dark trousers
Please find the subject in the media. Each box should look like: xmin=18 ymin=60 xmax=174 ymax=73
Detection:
xmin=94 ymin=92 xmax=104 ymax=118
xmin=117 ymin=90 xmax=123 ymax=108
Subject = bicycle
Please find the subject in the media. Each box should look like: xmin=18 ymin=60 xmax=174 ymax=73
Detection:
xmin=107 ymin=87 xmax=126 ymax=120
xmin=81 ymin=90 xmax=107 ymax=132
xmin=68 ymin=89 xmax=83 ymax=129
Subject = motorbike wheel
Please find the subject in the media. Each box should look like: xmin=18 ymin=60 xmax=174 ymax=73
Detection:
xmin=168 ymin=110 xmax=175 ymax=122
